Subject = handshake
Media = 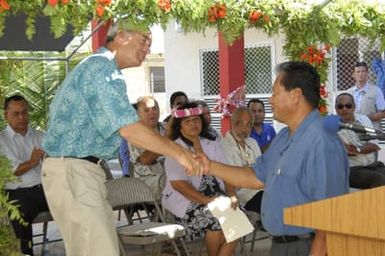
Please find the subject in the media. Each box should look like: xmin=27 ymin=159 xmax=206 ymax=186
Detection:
xmin=177 ymin=146 xmax=211 ymax=176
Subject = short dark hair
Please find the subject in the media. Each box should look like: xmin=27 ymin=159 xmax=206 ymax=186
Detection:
xmin=276 ymin=62 xmax=320 ymax=109
xmin=247 ymin=98 xmax=265 ymax=111
xmin=169 ymin=91 xmax=188 ymax=107
xmin=354 ymin=61 xmax=368 ymax=71
xmin=171 ymin=102 xmax=215 ymax=146
xmin=335 ymin=93 xmax=355 ymax=107
xmin=4 ymin=95 xmax=28 ymax=110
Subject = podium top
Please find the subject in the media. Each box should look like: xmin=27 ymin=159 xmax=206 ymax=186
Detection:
xmin=284 ymin=186 xmax=385 ymax=240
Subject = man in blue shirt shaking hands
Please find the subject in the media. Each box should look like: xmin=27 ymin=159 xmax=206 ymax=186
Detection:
xmin=198 ymin=62 xmax=349 ymax=256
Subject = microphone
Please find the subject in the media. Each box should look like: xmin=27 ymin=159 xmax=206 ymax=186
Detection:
xmin=322 ymin=115 xmax=383 ymax=134
xmin=358 ymin=134 xmax=385 ymax=141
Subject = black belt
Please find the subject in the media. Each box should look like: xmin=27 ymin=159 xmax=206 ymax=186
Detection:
xmin=272 ymin=232 xmax=315 ymax=243
xmin=65 ymin=156 xmax=105 ymax=166
xmin=6 ymin=184 xmax=43 ymax=192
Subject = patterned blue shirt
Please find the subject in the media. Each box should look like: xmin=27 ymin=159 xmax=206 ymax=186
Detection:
xmin=43 ymin=47 xmax=139 ymax=160
xmin=253 ymin=110 xmax=349 ymax=236
xmin=250 ymin=122 xmax=276 ymax=149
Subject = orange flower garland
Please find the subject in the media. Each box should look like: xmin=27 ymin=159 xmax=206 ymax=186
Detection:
xmin=158 ymin=0 xmax=171 ymax=12
xmin=47 ymin=0 xmax=70 ymax=7
xmin=0 ymin=0 xmax=10 ymax=12
xmin=300 ymin=44 xmax=331 ymax=116
xmin=96 ymin=0 xmax=112 ymax=17
xmin=208 ymin=3 xmax=227 ymax=23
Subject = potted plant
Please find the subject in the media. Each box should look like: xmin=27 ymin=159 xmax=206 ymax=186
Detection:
xmin=0 ymin=155 xmax=25 ymax=256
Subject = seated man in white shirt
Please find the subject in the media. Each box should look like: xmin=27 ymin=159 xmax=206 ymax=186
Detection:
xmin=0 ymin=95 xmax=49 ymax=255
xmin=220 ymin=107 xmax=263 ymax=213
xmin=335 ymin=93 xmax=385 ymax=189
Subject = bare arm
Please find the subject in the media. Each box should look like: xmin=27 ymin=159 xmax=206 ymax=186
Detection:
xmin=208 ymin=160 xmax=264 ymax=190
xmin=14 ymin=148 xmax=45 ymax=176
xmin=119 ymin=121 xmax=199 ymax=175
xmin=345 ymin=142 xmax=379 ymax=155
xmin=170 ymin=180 xmax=213 ymax=205
xmin=310 ymin=230 xmax=327 ymax=256
xmin=368 ymin=111 xmax=385 ymax=122
xmin=137 ymin=150 xmax=161 ymax=165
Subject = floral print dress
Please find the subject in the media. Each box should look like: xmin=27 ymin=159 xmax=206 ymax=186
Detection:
xmin=175 ymin=175 xmax=226 ymax=241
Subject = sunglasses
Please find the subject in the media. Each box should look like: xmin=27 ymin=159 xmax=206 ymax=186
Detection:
xmin=337 ymin=103 xmax=353 ymax=110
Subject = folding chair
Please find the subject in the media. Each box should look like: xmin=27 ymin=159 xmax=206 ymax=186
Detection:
xmin=105 ymin=177 xmax=190 ymax=256
xmin=240 ymin=211 xmax=269 ymax=254
xmin=32 ymin=211 xmax=56 ymax=255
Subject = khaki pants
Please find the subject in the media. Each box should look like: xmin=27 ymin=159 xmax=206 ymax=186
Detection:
xmin=42 ymin=157 xmax=119 ymax=256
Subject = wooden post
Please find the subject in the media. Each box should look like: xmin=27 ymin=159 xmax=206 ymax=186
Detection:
xmin=218 ymin=33 xmax=245 ymax=135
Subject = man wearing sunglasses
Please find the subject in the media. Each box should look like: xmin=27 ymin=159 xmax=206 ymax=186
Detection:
xmin=335 ymin=93 xmax=385 ymax=189
xmin=347 ymin=61 xmax=385 ymax=131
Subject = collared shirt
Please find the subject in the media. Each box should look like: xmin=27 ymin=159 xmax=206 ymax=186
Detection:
xmin=253 ymin=110 xmax=349 ymax=236
xmin=43 ymin=47 xmax=139 ymax=160
xmin=250 ymin=122 xmax=276 ymax=149
xmin=349 ymin=84 xmax=385 ymax=113
xmin=0 ymin=125 xmax=44 ymax=189
xmin=338 ymin=113 xmax=377 ymax=167
xmin=220 ymin=131 xmax=261 ymax=204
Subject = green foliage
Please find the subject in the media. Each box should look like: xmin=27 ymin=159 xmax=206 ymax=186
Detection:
xmin=0 ymin=0 xmax=385 ymax=50
xmin=0 ymin=51 xmax=90 ymax=131
xmin=1 ymin=0 xmax=384 ymax=50
xmin=0 ymin=156 xmax=24 ymax=256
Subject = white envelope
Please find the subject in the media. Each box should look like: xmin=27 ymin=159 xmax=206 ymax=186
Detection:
xmin=208 ymin=196 xmax=254 ymax=243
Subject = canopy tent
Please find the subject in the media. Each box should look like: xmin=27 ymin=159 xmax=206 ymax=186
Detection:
xmin=0 ymin=15 xmax=106 ymax=74
xmin=0 ymin=13 xmax=74 ymax=52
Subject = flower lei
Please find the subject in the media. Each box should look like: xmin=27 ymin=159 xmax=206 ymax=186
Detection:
xmin=172 ymin=107 xmax=203 ymax=119
xmin=213 ymin=85 xmax=246 ymax=118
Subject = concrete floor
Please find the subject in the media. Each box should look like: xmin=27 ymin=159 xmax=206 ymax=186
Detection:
xmin=32 ymin=212 xmax=272 ymax=256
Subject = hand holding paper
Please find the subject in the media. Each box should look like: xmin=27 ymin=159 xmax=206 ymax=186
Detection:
xmin=207 ymin=196 xmax=254 ymax=243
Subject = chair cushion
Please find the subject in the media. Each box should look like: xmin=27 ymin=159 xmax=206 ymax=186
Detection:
xmin=117 ymin=222 xmax=185 ymax=244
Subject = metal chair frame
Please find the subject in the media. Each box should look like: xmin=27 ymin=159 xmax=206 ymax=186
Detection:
xmin=105 ymin=177 xmax=190 ymax=256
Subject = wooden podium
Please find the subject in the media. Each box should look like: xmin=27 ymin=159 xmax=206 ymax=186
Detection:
xmin=284 ymin=186 xmax=385 ymax=256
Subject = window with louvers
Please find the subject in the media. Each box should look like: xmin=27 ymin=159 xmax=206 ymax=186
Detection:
xmin=149 ymin=66 xmax=165 ymax=93
xmin=199 ymin=44 xmax=274 ymax=131
xmin=199 ymin=43 xmax=273 ymax=96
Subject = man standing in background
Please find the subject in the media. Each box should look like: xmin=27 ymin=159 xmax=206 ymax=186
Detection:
xmin=347 ymin=61 xmax=385 ymax=131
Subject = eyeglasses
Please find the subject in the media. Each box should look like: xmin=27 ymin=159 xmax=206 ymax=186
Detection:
xmin=336 ymin=103 xmax=353 ymax=110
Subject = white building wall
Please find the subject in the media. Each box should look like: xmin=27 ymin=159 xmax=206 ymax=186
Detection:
xmin=164 ymin=22 xmax=287 ymax=113
xmin=122 ymin=54 xmax=168 ymax=116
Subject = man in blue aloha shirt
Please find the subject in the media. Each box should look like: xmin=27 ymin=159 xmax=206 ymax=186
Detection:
xmin=42 ymin=21 xmax=200 ymax=256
